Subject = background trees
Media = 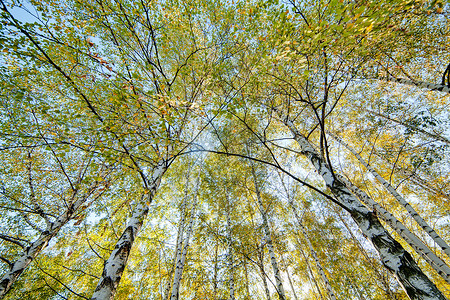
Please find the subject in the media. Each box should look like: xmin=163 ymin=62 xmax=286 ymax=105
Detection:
xmin=1 ymin=0 xmax=449 ymax=299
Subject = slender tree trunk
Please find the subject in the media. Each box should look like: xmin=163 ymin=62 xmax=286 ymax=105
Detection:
xmin=244 ymin=260 xmax=250 ymax=300
xmin=170 ymin=177 xmax=199 ymax=300
xmin=330 ymin=133 xmax=450 ymax=260
xmin=275 ymin=109 xmax=446 ymax=300
xmin=297 ymin=239 xmax=325 ymax=300
xmin=289 ymin=202 xmax=337 ymax=300
xmin=336 ymin=210 xmax=399 ymax=300
xmin=169 ymin=207 xmax=196 ymax=300
xmin=382 ymin=76 xmax=450 ymax=94
xmin=280 ymin=255 xmax=299 ymax=300
xmin=278 ymin=174 xmax=335 ymax=300
xmin=278 ymin=175 xmax=323 ymax=300
xmin=251 ymin=165 xmax=287 ymax=300
xmin=159 ymin=250 xmax=163 ymax=300
xmin=337 ymin=174 xmax=450 ymax=284
xmin=258 ymin=243 xmax=272 ymax=300
xmin=213 ymin=240 xmax=219 ymax=299
xmin=91 ymin=162 xmax=167 ymax=300
xmin=164 ymin=167 xmax=193 ymax=300
xmin=0 ymin=182 xmax=104 ymax=298
xmin=163 ymin=227 xmax=182 ymax=300
xmin=226 ymin=194 xmax=235 ymax=300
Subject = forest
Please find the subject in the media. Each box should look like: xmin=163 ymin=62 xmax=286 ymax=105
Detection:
xmin=0 ymin=0 xmax=449 ymax=299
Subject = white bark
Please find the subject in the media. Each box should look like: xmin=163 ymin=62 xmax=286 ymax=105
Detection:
xmin=336 ymin=212 xmax=398 ymax=300
xmin=163 ymin=219 xmax=183 ymax=300
xmin=91 ymin=162 xmax=166 ymax=300
xmin=225 ymin=194 xmax=235 ymax=300
xmin=258 ymin=244 xmax=272 ymax=300
xmin=280 ymin=255 xmax=299 ymax=300
xmin=275 ymin=108 xmax=446 ymax=300
xmin=330 ymin=133 xmax=450 ymax=260
xmin=0 ymin=182 xmax=103 ymax=298
xmin=169 ymin=210 xmax=195 ymax=300
xmin=251 ymin=166 xmax=286 ymax=300
xmin=338 ymin=174 xmax=450 ymax=283
xmin=278 ymin=174 xmax=334 ymax=300
xmin=170 ymin=177 xmax=199 ymax=300
xmin=165 ymin=168 xmax=192 ymax=300
xmin=213 ymin=243 xmax=218 ymax=299
xmin=244 ymin=260 xmax=250 ymax=299
xmin=289 ymin=202 xmax=337 ymax=300
xmin=297 ymin=239 xmax=325 ymax=300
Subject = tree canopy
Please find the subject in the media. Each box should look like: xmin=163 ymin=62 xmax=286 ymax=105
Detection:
xmin=0 ymin=0 xmax=449 ymax=299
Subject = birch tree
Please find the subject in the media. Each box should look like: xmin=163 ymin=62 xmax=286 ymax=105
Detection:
xmin=286 ymin=194 xmax=337 ymax=300
xmin=1 ymin=0 xmax=449 ymax=298
xmin=0 ymin=148 xmax=112 ymax=298
xmin=250 ymin=163 xmax=287 ymax=300
xmin=170 ymin=172 xmax=200 ymax=300
xmin=274 ymin=108 xmax=446 ymax=299
xmin=329 ymin=133 xmax=450 ymax=261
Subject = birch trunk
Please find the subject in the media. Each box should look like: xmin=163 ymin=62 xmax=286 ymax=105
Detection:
xmin=382 ymin=76 xmax=450 ymax=94
xmin=91 ymin=162 xmax=167 ymax=300
xmin=280 ymin=255 xmax=299 ymax=300
xmin=251 ymin=166 xmax=286 ymax=300
xmin=244 ymin=260 xmax=250 ymax=299
xmin=289 ymin=202 xmax=337 ymax=300
xmin=0 ymin=183 xmax=103 ymax=298
xmin=169 ymin=211 xmax=195 ymax=300
xmin=258 ymin=244 xmax=272 ymax=300
xmin=164 ymin=168 xmax=192 ymax=300
xmin=330 ymin=133 xmax=450 ymax=260
xmin=276 ymin=109 xmax=446 ymax=300
xmin=278 ymin=174 xmax=334 ymax=300
xmin=163 ymin=223 xmax=183 ymax=300
xmin=170 ymin=179 xmax=198 ymax=300
xmin=297 ymin=239 xmax=325 ymax=300
xmin=225 ymin=195 xmax=235 ymax=300
xmin=213 ymin=241 xmax=219 ymax=299
xmin=338 ymin=174 xmax=450 ymax=283
xmin=336 ymin=211 xmax=399 ymax=300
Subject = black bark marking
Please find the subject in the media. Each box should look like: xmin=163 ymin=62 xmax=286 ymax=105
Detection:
xmin=441 ymin=63 xmax=450 ymax=87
